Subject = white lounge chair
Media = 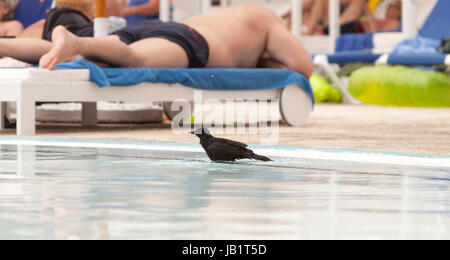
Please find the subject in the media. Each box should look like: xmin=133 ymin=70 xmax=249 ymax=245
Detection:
xmin=0 ymin=64 xmax=314 ymax=136
xmin=312 ymin=0 xmax=448 ymax=104
xmin=0 ymin=0 xmax=314 ymax=136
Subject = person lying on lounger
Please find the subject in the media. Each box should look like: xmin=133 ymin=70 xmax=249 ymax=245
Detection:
xmin=0 ymin=0 xmax=23 ymax=37
xmin=0 ymin=5 xmax=314 ymax=78
xmin=359 ymin=0 xmax=402 ymax=33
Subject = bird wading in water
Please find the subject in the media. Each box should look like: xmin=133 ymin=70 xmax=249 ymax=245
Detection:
xmin=191 ymin=127 xmax=272 ymax=162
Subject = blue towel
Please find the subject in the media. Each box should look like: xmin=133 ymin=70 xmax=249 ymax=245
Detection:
xmin=335 ymin=33 xmax=374 ymax=52
xmin=316 ymin=52 xmax=382 ymax=64
xmin=392 ymin=37 xmax=441 ymax=55
xmin=387 ymin=53 xmax=447 ymax=66
xmin=55 ymin=58 xmax=315 ymax=104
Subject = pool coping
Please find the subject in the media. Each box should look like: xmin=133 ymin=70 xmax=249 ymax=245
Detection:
xmin=0 ymin=137 xmax=449 ymax=169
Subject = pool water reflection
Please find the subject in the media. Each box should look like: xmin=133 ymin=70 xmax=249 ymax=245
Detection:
xmin=0 ymin=144 xmax=448 ymax=240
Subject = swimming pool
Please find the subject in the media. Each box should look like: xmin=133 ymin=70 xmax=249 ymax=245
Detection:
xmin=0 ymin=138 xmax=449 ymax=240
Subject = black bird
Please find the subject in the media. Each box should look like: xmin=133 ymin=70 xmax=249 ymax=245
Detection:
xmin=191 ymin=127 xmax=272 ymax=162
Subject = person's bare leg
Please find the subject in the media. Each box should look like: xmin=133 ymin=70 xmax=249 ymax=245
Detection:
xmin=18 ymin=20 xmax=45 ymax=38
xmin=127 ymin=38 xmax=189 ymax=68
xmin=40 ymin=25 xmax=189 ymax=70
xmin=340 ymin=0 xmax=365 ymax=25
xmin=39 ymin=26 xmax=135 ymax=70
xmin=0 ymin=37 xmax=52 ymax=64
xmin=305 ymin=0 xmax=327 ymax=35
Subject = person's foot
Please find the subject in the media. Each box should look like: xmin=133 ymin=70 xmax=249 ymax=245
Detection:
xmin=39 ymin=26 xmax=81 ymax=70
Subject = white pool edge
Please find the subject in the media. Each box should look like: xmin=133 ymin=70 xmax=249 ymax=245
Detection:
xmin=0 ymin=138 xmax=449 ymax=169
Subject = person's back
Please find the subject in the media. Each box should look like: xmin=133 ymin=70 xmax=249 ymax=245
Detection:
xmin=183 ymin=6 xmax=268 ymax=68
xmin=184 ymin=5 xmax=313 ymax=77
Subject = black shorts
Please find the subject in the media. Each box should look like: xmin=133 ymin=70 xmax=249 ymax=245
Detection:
xmin=111 ymin=20 xmax=210 ymax=68
xmin=324 ymin=21 xmax=364 ymax=35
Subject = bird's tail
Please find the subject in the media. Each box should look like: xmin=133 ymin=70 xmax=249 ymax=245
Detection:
xmin=250 ymin=153 xmax=272 ymax=162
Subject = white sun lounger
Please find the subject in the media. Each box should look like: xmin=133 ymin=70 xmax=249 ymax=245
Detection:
xmin=0 ymin=68 xmax=313 ymax=136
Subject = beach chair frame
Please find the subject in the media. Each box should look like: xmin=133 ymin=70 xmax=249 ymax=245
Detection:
xmin=0 ymin=68 xmax=313 ymax=135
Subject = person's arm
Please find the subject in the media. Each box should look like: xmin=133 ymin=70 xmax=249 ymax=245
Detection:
xmin=258 ymin=57 xmax=289 ymax=70
xmin=106 ymin=0 xmax=120 ymax=17
xmin=266 ymin=21 xmax=314 ymax=77
xmin=0 ymin=21 xmax=24 ymax=37
xmin=360 ymin=15 xmax=377 ymax=32
xmin=360 ymin=17 xmax=400 ymax=33
xmin=305 ymin=0 xmax=328 ymax=35
xmin=359 ymin=5 xmax=377 ymax=33
xmin=258 ymin=52 xmax=289 ymax=70
xmin=120 ymin=0 xmax=160 ymax=18
xmin=302 ymin=0 xmax=315 ymax=11
xmin=378 ymin=19 xmax=401 ymax=31
xmin=339 ymin=0 xmax=365 ymax=25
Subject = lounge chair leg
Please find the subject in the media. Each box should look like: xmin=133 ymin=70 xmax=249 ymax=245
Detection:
xmin=0 ymin=102 xmax=6 ymax=130
xmin=82 ymin=102 xmax=98 ymax=127
xmin=313 ymin=55 xmax=361 ymax=105
xmin=279 ymin=84 xmax=313 ymax=127
xmin=17 ymin=97 xmax=36 ymax=136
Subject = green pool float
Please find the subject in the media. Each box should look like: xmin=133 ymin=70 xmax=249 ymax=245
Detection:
xmin=310 ymin=74 xmax=343 ymax=103
xmin=349 ymin=66 xmax=450 ymax=107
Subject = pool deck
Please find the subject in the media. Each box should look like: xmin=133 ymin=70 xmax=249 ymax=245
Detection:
xmin=1 ymin=104 xmax=449 ymax=155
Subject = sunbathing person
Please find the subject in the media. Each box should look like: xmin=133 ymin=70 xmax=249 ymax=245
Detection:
xmin=0 ymin=5 xmax=313 ymax=78
xmin=305 ymin=0 xmax=366 ymax=35
xmin=359 ymin=0 xmax=402 ymax=33
xmin=320 ymin=0 xmax=401 ymax=35
xmin=0 ymin=0 xmax=23 ymax=37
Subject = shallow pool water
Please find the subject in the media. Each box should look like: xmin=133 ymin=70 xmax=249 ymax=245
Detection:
xmin=0 ymin=142 xmax=449 ymax=240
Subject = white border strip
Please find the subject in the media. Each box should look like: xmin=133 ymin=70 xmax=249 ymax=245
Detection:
xmin=0 ymin=139 xmax=449 ymax=168
xmin=444 ymin=55 xmax=450 ymax=66
xmin=375 ymin=54 xmax=389 ymax=65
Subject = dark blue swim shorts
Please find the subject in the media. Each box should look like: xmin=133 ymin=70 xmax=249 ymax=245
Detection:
xmin=111 ymin=20 xmax=210 ymax=68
